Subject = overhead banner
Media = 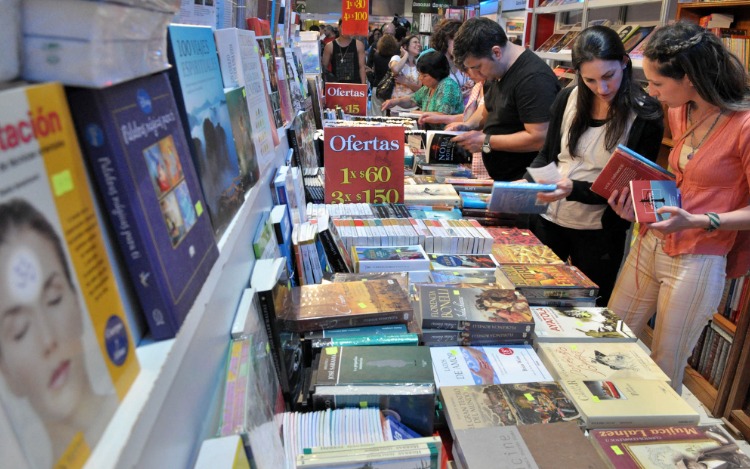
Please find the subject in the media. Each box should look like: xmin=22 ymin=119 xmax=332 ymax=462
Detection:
xmin=412 ymin=0 xmax=452 ymax=14
xmin=341 ymin=0 xmax=369 ymax=36
xmin=325 ymin=83 xmax=368 ymax=116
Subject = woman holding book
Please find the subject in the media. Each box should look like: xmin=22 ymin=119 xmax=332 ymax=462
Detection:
xmin=381 ymin=49 xmax=464 ymax=130
xmin=524 ymin=25 xmax=663 ymax=306
xmin=608 ymin=21 xmax=750 ymax=391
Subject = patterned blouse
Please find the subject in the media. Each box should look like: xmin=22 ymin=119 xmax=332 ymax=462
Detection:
xmin=412 ymin=77 xmax=464 ymax=130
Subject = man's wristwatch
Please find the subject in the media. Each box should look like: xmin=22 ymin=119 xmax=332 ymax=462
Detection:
xmin=482 ymin=134 xmax=492 ymax=154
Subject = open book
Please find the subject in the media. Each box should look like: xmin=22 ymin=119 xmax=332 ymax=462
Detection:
xmin=591 ymin=144 xmax=673 ymax=199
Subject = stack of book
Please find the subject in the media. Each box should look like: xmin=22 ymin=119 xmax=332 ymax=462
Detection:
xmin=429 ymin=345 xmax=552 ymax=387
xmin=530 ymin=306 xmax=638 ymax=343
xmin=495 ymin=264 xmax=599 ymax=307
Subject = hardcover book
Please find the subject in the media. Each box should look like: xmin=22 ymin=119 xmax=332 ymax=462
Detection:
xmin=590 ymin=144 xmax=673 ymax=199
xmin=459 ymin=191 xmax=490 ymax=210
xmin=589 ymin=424 xmax=750 ymax=469
xmin=491 ymin=244 xmax=564 ymax=265
xmin=404 ymin=183 xmax=461 ymax=208
xmin=428 ymin=253 xmax=499 ymax=271
xmin=67 ymin=72 xmax=220 ymax=340
xmin=536 ymin=33 xmax=565 ymax=52
xmin=420 ymin=329 xmax=532 ymax=346
xmin=352 ymin=245 xmax=430 ymax=273
xmin=530 ymin=307 xmax=637 ymax=342
xmin=425 ymin=131 xmax=472 ymax=164
xmin=167 ymin=24 xmax=245 ymax=238
xmin=278 ymin=279 xmax=414 ymax=332
xmin=430 ymin=345 xmax=552 ymax=387
xmin=623 ymin=25 xmax=656 ymax=53
xmin=315 ymin=211 xmax=353 ymax=273
xmin=628 ymin=28 xmax=658 ymax=60
xmin=560 ymin=379 xmax=700 ymax=429
xmin=256 ymin=35 xmax=284 ymax=129
xmin=629 ymin=179 xmax=681 ymax=223
xmin=439 ymin=382 xmax=581 ymax=432
xmin=417 ymin=284 xmax=534 ymax=333
xmin=536 ymin=342 xmax=671 ymax=382
xmin=0 ymin=82 xmax=140 ymax=467
xmin=429 ymin=269 xmax=497 ymax=285
xmin=487 ymin=181 xmax=557 ymax=214
xmin=495 ymin=264 xmax=599 ymax=298
xmin=224 ymin=86 xmax=261 ymax=192
xmin=484 ymin=227 xmax=543 ymax=245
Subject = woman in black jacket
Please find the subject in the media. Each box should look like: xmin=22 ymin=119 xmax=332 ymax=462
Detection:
xmin=368 ymin=34 xmax=400 ymax=116
xmin=525 ymin=26 xmax=664 ymax=305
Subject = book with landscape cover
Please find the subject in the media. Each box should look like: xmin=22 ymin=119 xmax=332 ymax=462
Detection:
xmin=495 ymin=264 xmax=599 ymax=298
xmin=536 ymin=342 xmax=670 ymax=382
xmin=278 ymin=279 xmax=414 ymax=332
xmin=487 ymin=181 xmax=556 ymax=214
xmin=167 ymin=24 xmax=245 ymax=238
xmin=224 ymin=86 xmax=261 ymax=192
xmin=531 ymin=307 xmax=637 ymax=342
xmin=67 ymin=72 xmax=220 ymax=340
xmin=312 ymin=346 xmax=435 ymax=435
xmin=418 ymin=284 xmax=534 ymax=334
xmin=589 ymin=424 xmax=750 ymax=469
xmin=430 ymin=345 xmax=552 ymax=387
xmin=491 ymin=244 xmax=564 ymax=265
xmin=425 ymin=131 xmax=472 ymax=164
xmin=352 ymin=245 xmax=430 ymax=273
xmin=561 ymin=379 xmax=700 ymax=429
xmin=630 ymin=179 xmax=681 ymax=223
xmin=590 ymin=144 xmax=673 ymax=199
xmin=428 ymin=253 xmax=499 ymax=271
xmin=453 ymin=422 xmax=608 ymax=469
xmin=0 ymin=82 xmax=140 ymax=467
xmin=439 ymin=382 xmax=581 ymax=433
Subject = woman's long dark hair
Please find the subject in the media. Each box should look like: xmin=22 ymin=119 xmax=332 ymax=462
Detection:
xmin=568 ymin=26 xmax=662 ymax=154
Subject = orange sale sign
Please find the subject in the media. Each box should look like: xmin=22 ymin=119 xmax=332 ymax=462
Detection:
xmin=325 ymin=83 xmax=368 ymax=116
xmin=341 ymin=0 xmax=369 ymax=36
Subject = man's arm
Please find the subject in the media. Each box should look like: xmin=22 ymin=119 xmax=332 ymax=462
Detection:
xmin=321 ymin=42 xmax=333 ymax=73
xmin=357 ymin=40 xmax=367 ymax=84
xmin=451 ymin=121 xmax=549 ymax=154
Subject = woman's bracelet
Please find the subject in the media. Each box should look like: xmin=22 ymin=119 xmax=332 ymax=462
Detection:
xmin=705 ymin=212 xmax=720 ymax=232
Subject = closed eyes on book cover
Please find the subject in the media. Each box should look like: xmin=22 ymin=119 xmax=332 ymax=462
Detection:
xmin=0 ymin=82 xmax=139 ymax=468
xmin=67 ymin=72 xmax=219 ymax=340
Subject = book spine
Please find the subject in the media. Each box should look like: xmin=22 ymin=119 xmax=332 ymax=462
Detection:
xmin=256 ymin=289 xmax=292 ymax=395
xmin=318 ymin=228 xmax=350 ymax=273
xmin=286 ymin=311 xmax=412 ymax=333
xmin=70 ymin=90 xmax=178 ymax=339
xmin=517 ymin=287 xmax=598 ymax=298
xmin=309 ymin=333 xmax=419 ymax=348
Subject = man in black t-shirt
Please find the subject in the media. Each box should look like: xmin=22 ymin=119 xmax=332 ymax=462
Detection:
xmin=448 ymin=18 xmax=560 ymax=181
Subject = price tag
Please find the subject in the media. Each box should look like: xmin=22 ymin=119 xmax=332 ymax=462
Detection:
xmin=325 ymin=83 xmax=368 ymax=116
xmin=341 ymin=0 xmax=369 ymax=36
xmin=324 ymin=126 xmax=405 ymax=204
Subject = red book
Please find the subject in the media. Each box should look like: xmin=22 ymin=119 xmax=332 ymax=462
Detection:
xmin=629 ymin=179 xmax=681 ymax=223
xmin=591 ymin=144 xmax=673 ymax=199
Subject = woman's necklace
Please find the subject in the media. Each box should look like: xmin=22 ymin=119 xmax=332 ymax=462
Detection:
xmin=687 ymin=105 xmax=723 ymax=160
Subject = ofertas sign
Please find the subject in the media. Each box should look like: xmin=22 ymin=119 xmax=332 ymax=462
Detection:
xmin=325 ymin=126 xmax=405 ymax=204
xmin=341 ymin=0 xmax=369 ymax=36
xmin=325 ymin=83 xmax=368 ymax=116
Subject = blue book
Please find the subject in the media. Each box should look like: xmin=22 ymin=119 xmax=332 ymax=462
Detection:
xmin=167 ymin=24 xmax=244 ymax=239
xmin=488 ymin=182 xmax=557 ymax=214
xmin=459 ymin=191 xmax=490 ymax=209
xmin=67 ymin=72 xmax=219 ymax=340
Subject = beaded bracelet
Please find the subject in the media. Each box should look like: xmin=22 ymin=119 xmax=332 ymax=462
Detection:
xmin=705 ymin=212 xmax=720 ymax=232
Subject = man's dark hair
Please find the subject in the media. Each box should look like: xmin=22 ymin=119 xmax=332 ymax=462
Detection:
xmin=453 ymin=18 xmax=508 ymax=68
xmin=417 ymin=50 xmax=450 ymax=81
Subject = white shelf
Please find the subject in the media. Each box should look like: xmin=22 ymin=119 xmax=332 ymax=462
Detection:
xmin=588 ymin=0 xmax=661 ymax=8
xmin=535 ymin=3 xmax=584 ymax=13
xmin=85 ymin=140 xmax=288 ymax=469
xmin=536 ymin=51 xmax=573 ymax=61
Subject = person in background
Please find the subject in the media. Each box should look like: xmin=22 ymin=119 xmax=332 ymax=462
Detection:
xmin=385 ymin=35 xmax=422 ymax=109
xmin=381 ymin=22 xmax=396 ymax=37
xmin=431 ymin=19 xmax=475 ymax=105
xmin=524 ymin=26 xmax=663 ymax=306
xmin=448 ymin=18 xmax=560 ymax=181
xmin=381 ymin=49 xmax=464 ymax=129
xmin=367 ymin=28 xmax=382 ymax=56
xmin=368 ymin=34 xmax=401 ymax=117
xmin=321 ymin=19 xmax=366 ymax=85
xmin=607 ymin=21 xmax=750 ymax=391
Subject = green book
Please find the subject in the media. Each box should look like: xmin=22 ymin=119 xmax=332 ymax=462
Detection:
xmin=315 ymin=346 xmax=434 ymax=386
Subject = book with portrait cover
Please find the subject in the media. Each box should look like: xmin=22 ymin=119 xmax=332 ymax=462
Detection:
xmin=278 ymin=279 xmax=414 ymax=332
xmin=488 ymin=181 xmax=557 ymax=214
xmin=439 ymin=382 xmax=582 ymax=434
xmin=629 ymin=179 xmax=681 ymax=223
xmin=560 ymin=379 xmax=699 ymax=429
xmin=0 ymin=82 xmax=140 ymax=468
xmin=495 ymin=264 xmax=599 ymax=299
xmin=491 ymin=244 xmax=564 ymax=265
xmin=589 ymin=424 xmax=750 ymax=469
xmin=536 ymin=342 xmax=671 ymax=382
xmin=530 ymin=307 xmax=637 ymax=343
xmin=417 ymin=284 xmax=534 ymax=334
xmin=167 ymin=24 xmax=245 ymax=239
xmin=425 ymin=131 xmax=472 ymax=164
xmin=590 ymin=144 xmax=673 ymax=199
xmin=67 ymin=72 xmax=220 ymax=340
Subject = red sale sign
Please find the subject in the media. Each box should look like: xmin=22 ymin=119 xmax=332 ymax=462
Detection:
xmin=324 ymin=83 xmax=368 ymax=116
xmin=341 ymin=0 xmax=369 ymax=36
xmin=325 ymin=126 xmax=405 ymax=204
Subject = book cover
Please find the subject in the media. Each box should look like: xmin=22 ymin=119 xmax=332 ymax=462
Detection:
xmin=0 ymin=82 xmax=139 ymax=467
xmin=327 ymin=271 xmax=410 ymax=292
xmin=549 ymin=30 xmax=579 ymax=53
xmin=590 ymin=144 xmax=673 ymax=199
xmin=630 ymin=179 xmax=681 ymax=223
xmin=485 ymin=227 xmax=543 ymax=245
xmin=275 ymin=56 xmax=295 ymax=126
xmin=589 ymin=424 xmax=750 ymax=469
xmin=496 ymin=264 xmax=599 ymax=298
xmin=278 ymin=279 xmax=414 ymax=332
xmin=615 ymin=24 xmax=641 ymax=44
xmin=430 ymin=345 xmax=552 ymax=387
xmin=428 ymin=269 xmax=497 ymax=285
xmin=530 ymin=307 xmax=637 ymax=342
xmin=288 ymin=110 xmax=320 ymax=171
xmin=454 ymin=422 xmax=608 ymax=469
xmin=623 ymin=25 xmax=656 ymax=53
xmin=352 ymin=245 xmax=430 ymax=273
xmin=256 ymin=35 xmax=284 ymax=129
xmin=488 ymin=181 xmax=556 ymax=214
xmin=404 ymin=183 xmax=461 ymax=208
xmin=67 ymin=72 xmax=220 ymax=340
xmin=315 ymin=212 xmax=353 ymax=274
xmin=167 ymin=24 xmax=245 ymax=238
xmin=224 ymin=87 xmax=261 ymax=192
xmin=458 ymin=191 xmax=490 ymax=209
xmin=536 ymin=33 xmax=565 ymax=52
xmin=418 ymin=284 xmax=534 ymax=333
xmin=439 ymin=382 xmax=581 ymax=432
xmin=628 ymin=28 xmax=657 ymax=60
xmin=420 ymin=329 xmax=532 ymax=346
xmin=425 ymin=131 xmax=472 ymax=165
xmin=491 ymin=244 xmax=564 ymax=265
xmin=561 ymin=379 xmax=700 ymax=429
xmin=428 ymin=253 xmax=499 ymax=271
xmin=536 ymin=342 xmax=671 ymax=382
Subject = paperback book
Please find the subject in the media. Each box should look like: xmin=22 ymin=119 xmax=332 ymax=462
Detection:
xmin=495 ymin=264 xmax=599 ymax=299
xmin=487 ymin=181 xmax=557 ymax=214
xmin=428 ymin=269 xmax=496 ymax=285
xmin=67 ymin=72 xmax=220 ymax=340
xmin=561 ymin=379 xmax=700 ymax=429
xmin=485 ymin=227 xmax=543 ymax=245
xmin=531 ymin=307 xmax=637 ymax=342
xmin=425 ymin=131 xmax=472 ymax=164
xmin=428 ymin=253 xmax=499 ymax=271
xmin=420 ymin=329 xmax=532 ymax=347
xmin=351 ymin=245 xmax=430 ymax=273
xmin=629 ymin=179 xmax=681 ymax=223
xmin=590 ymin=144 xmax=673 ymax=199
xmin=430 ymin=345 xmax=552 ymax=387
xmin=404 ymin=183 xmax=461 ymax=208
xmin=491 ymin=244 xmax=564 ymax=265
xmin=224 ymin=86 xmax=261 ymax=191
